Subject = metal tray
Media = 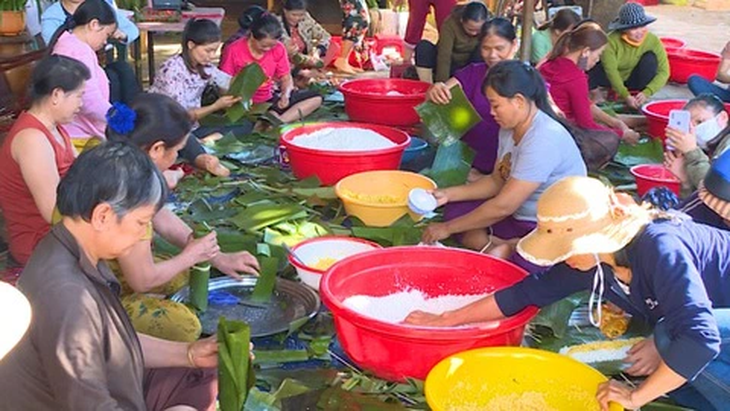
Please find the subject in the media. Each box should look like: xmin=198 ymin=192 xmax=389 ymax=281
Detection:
xmin=171 ymin=276 xmax=320 ymax=337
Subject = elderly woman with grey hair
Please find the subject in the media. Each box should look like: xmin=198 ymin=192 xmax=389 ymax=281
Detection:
xmin=0 ymin=142 xmax=219 ymax=410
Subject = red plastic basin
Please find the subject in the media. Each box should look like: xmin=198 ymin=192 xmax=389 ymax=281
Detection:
xmin=641 ymin=100 xmax=730 ymax=140
xmin=666 ymin=48 xmax=721 ymax=84
xmin=631 ymin=164 xmax=681 ymax=196
xmin=339 ymin=79 xmax=430 ymax=126
xmin=320 ymin=247 xmax=538 ymax=382
xmin=660 ymin=37 xmax=686 ymax=49
xmin=280 ymin=122 xmax=410 ymax=186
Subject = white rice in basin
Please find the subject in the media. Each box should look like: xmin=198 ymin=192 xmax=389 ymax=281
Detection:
xmin=342 ymin=289 xmax=489 ymax=324
xmin=292 ymin=127 xmax=397 ymax=151
xmin=559 ymin=337 xmax=644 ymax=364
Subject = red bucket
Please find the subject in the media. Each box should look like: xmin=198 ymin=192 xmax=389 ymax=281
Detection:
xmin=631 ymin=164 xmax=681 ymax=196
xmin=280 ymin=122 xmax=410 ymax=186
xmin=667 ymin=48 xmax=721 ymax=84
xmin=320 ymin=246 xmax=537 ymax=382
xmin=660 ymin=37 xmax=686 ymax=49
xmin=339 ymin=79 xmax=430 ymax=126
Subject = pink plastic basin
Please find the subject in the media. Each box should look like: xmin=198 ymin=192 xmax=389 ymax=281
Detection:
xmin=320 ymin=246 xmax=538 ymax=382
xmin=631 ymin=164 xmax=681 ymax=196
xmin=666 ymin=47 xmax=721 ymax=84
xmin=280 ymin=122 xmax=410 ymax=186
xmin=339 ymin=79 xmax=430 ymax=126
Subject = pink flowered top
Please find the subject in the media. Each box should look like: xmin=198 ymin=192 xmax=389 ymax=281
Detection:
xmin=149 ymin=54 xmax=231 ymax=112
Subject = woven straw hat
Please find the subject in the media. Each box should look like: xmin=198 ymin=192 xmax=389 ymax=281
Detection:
xmin=517 ymin=177 xmax=652 ymax=266
xmin=699 ymin=150 xmax=730 ymax=220
xmin=608 ymin=3 xmax=656 ymax=31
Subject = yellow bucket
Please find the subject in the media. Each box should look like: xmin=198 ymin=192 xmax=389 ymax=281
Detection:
xmin=425 ymin=347 xmax=623 ymax=411
xmin=335 ymin=170 xmax=436 ymax=227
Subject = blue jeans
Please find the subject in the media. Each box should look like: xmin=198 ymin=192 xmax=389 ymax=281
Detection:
xmin=655 ymin=309 xmax=730 ymax=410
xmin=687 ymin=75 xmax=730 ymax=103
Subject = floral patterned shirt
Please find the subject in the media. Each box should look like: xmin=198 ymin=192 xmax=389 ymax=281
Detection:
xmin=149 ymin=54 xmax=231 ymax=111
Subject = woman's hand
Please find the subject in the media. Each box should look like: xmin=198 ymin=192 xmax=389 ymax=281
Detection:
xmin=278 ymin=93 xmax=291 ymax=109
xmin=621 ymin=128 xmax=641 ymax=145
xmin=665 ymin=126 xmax=698 ymax=154
xmin=596 ymin=380 xmax=641 ymax=411
xmin=188 ymin=336 xmax=218 ymax=368
xmin=431 ymin=189 xmax=449 ymax=207
xmin=427 ymin=82 xmax=453 ymax=105
xmin=183 ymin=232 xmax=220 ymax=265
xmin=211 ymin=251 xmax=260 ymax=280
xmin=625 ymin=337 xmax=661 ymax=376
xmin=663 ymin=150 xmax=688 ymax=183
xmin=194 ymin=153 xmax=230 ymax=177
xmin=163 ymin=169 xmax=185 ymax=189
xmin=213 ymin=95 xmax=242 ymax=111
xmin=421 ymin=222 xmax=452 ymax=244
xmin=625 ymin=92 xmax=647 ymax=110
xmin=403 ymin=311 xmax=455 ymax=327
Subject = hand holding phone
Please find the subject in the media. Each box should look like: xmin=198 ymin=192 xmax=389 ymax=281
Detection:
xmin=666 ymin=109 xmax=691 ymax=151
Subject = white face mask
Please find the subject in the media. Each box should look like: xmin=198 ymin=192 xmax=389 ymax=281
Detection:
xmin=695 ymin=115 xmax=724 ymax=149
xmin=588 ymin=254 xmax=605 ymax=328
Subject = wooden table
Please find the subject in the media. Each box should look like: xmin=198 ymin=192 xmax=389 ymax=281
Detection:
xmin=134 ymin=7 xmax=225 ymax=85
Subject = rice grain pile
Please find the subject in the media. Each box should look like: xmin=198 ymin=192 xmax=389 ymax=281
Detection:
xmin=340 ymin=189 xmax=406 ymax=204
xmin=342 ymin=289 xmax=488 ymax=324
xmin=292 ymin=127 xmax=396 ymax=151
xmin=311 ymin=257 xmax=338 ymax=270
xmin=559 ymin=337 xmax=644 ymax=364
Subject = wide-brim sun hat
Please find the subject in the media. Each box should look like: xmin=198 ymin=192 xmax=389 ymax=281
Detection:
xmin=608 ymin=3 xmax=657 ymax=31
xmin=698 ymin=149 xmax=730 ymax=220
xmin=517 ymin=176 xmax=652 ymax=266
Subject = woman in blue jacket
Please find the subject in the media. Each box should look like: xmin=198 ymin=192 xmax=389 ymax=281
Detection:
xmin=406 ymin=176 xmax=730 ymax=411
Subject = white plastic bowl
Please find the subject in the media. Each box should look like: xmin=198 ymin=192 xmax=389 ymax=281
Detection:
xmin=288 ymin=236 xmax=382 ymax=290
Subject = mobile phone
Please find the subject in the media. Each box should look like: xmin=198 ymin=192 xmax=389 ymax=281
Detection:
xmin=669 ymin=110 xmax=691 ymax=134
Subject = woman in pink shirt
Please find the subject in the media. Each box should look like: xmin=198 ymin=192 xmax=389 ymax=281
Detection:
xmin=220 ymin=12 xmax=322 ymax=124
xmin=50 ymin=0 xmax=116 ymax=152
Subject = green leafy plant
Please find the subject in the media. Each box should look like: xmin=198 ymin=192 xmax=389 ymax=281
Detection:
xmin=0 ymin=0 xmax=29 ymax=12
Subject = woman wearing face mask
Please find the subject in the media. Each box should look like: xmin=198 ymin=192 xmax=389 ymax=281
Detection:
xmin=219 ymin=12 xmax=322 ymax=123
xmin=664 ymin=94 xmax=730 ymax=197
xmin=49 ymin=0 xmax=118 ymax=152
xmin=681 ymin=149 xmax=730 ymax=231
xmin=530 ymin=8 xmax=581 ymax=65
xmin=276 ymin=0 xmax=331 ymax=72
xmin=587 ymin=3 xmax=669 ymax=110
xmin=150 ymin=18 xmax=244 ymax=178
xmin=540 ymin=22 xmax=640 ymax=171
xmin=421 ymin=61 xmax=586 ymax=272
xmin=413 ymin=2 xmax=490 ymax=84
xmin=407 ymin=176 xmax=730 ymax=411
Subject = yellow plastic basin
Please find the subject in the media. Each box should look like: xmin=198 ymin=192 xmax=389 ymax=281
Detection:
xmin=425 ymin=347 xmax=623 ymax=411
xmin=335 ymin=170 xmax=437 ymax=227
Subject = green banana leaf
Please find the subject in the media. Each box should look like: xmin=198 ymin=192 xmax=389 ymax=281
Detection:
xmin=226 ymin=63 xmax=268 ymax=122
xmin=415 ymin=86 xmax=482 ymax=146
xmin=250 ymin=257 xmax=278 ymax=302
xmin=218 ymin=317 xmax=256 ymax=411
xmin=529 ymin=292 xmax=588 ymax=339
xmin=613 ymin=138 xmax=664 ymax=167
xmin=231 ymin=203 xmax=308 ymax=232
xmin=189 ymin=263 xmax=211 ymax=312
xmin=424 ymin=141 xmax=476 ymax=188
xmin=253 ymin=349 xmax=310 ymax=366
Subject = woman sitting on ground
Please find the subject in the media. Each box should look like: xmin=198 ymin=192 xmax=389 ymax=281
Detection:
xmin=150 ymin=18 xmax=246 ymax=178
xmin=0 ymin=56 xmax=87 ymax=269
xmin=681 ymin=149 xmax=730 ymax=231
xmin=106 ymin=94 xmax=260 ymax=343
xmin=334 ymin=0 xmax=370 ymax=75
xmin=220 ymin=12 xmax=322 ymax=123
xmin=664 ymin=94 xmax=730 ymax=197
xmin=421 ymin=61 xmax=586 ymax=272
xmin=540 ymin=21 xmax=640 ymax=171
xmin=688 ymin=40 xmax=730 ymax=103
xmin=0 ymin=142 xmax=219 ymax=410
xmin=587 ymin=3 xmax=669 ymax=110
xmin=414 ymin=2 xmax=490 ymax=84
xmin=407 ymin=176 xmax=730 ymax=411
xmin=530 ymin=7 xmax=581 ymax=65
xmin=276 ymin=0 xmax=332 ymax=81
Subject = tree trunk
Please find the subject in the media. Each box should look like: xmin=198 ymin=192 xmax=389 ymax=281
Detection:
xmin=572 ymin=0 xmax=626 ymax=30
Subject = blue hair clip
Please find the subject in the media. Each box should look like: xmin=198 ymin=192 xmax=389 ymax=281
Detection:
xmin=106 ymin=102 xmax=137 ymax=135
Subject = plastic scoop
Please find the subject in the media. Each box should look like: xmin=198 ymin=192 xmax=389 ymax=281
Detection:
xmin=408 ymin=188 xmax=438 ymax=216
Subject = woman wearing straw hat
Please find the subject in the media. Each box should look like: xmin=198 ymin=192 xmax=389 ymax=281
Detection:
xmin=407 ymin=176 xmax=730 ymax=410
xmin=587 ymin=3 xmax=669 ymax=110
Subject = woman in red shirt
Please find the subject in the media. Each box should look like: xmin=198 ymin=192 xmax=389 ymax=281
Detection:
xmin=220 ymin=12 xmax=322 ymax=124
xmin=0 ymin=55 xmax=89 ymax=267
xmin=540 ymin=22 xmax=641 ymax=171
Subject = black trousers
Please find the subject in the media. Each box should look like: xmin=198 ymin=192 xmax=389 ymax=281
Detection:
xmin=588 ymin=51 xmax=658 ymax=92
xmin=414 ymin=40 xmax=481 ymax=74
xmin=105 ymin=61 xmax=141 ymax=105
